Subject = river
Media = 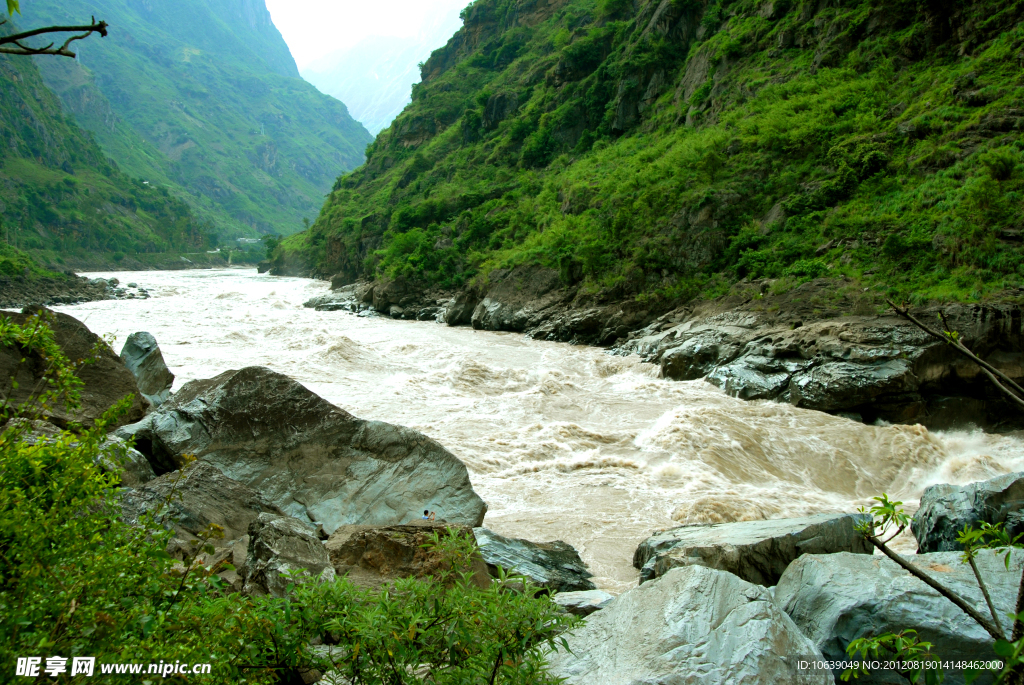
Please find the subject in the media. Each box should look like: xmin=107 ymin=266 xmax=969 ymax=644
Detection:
xmin=54 ymin=268 xmax=1024 ymax=591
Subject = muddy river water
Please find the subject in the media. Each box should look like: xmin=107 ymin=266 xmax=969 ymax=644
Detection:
xmin=55 ymin=268 xmax=1024 ymax=591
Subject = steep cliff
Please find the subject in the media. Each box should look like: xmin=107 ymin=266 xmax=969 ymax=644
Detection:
xmin=278 ymin=0 xmax=1024 ymax=310
xmin=19 ymin=0 xmax=373 ymax=237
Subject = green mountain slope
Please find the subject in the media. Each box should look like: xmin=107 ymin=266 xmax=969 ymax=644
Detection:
xmin=0 ymin=32 xmax=211 ymax=267
xmin=279 ymin=0 xmax=1024 ymax=306
xmin=20 ymin=0 xmax=373 ymax=238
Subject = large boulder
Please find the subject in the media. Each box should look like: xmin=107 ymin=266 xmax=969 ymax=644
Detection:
xmin=546 ymin=565 xmax=833 ymax=685
xmin=775 ymin=550 xmax=1020 ymax=683
xmin=119 ymin=332 xmax=175 ymax=408
xmin=98 ymin=435 xmax=157 ymax=487
xmin=633 ymin=513 xmax=872 ymax=585
xmin=326 ymin=521 xmax=491 ymax=589
xmin=119 ymin=460 xmax=285 ymax=542
xmin=0 ymin=307 xmax=147 ymax=428
xmin=114 ymin=366 xmax=487 ymax=532
xmin=473 ymin=528 xmax=595 ymax=592
xmin=552 ymin=589 xmax=615 ymax=617
xmin=242 ymin=513 xmax=336 ymax=597
xmin=912 ymin=472 xmax=1024 ymax=553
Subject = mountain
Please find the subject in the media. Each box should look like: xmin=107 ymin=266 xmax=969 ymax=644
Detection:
xmin=0 ymin=20 xmax=211 ymax=270
xmin=302 ymin=2 xmax=466 ymax=135
xmin=276 ymin=0 xmax=1024 ymax=307
xmin=19 ymin=0 xmax=373 ymax=238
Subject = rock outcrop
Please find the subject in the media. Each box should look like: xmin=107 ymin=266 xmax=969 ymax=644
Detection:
xmin=775 ymin=550 xmax=1020 ymax=682
xmin=552 ymin=589 xmax=615 ymax=616
xmin=473 ymin=528 xmax=595 ymax=592
xmin=546 ymin=565 xmax=833 ymax=685
xmin=98 ymin=435 xmax=157 ymax=487
xmin=326 ymin=521 xmax=491 ymax=589
xmin=115 ymin=366 xmax=487 ymax=532
xmin=619 ymin=296 xmax=1024 ymax=428
xmin=242 ymin=513 xmax=336 ymax=597
xmin=912 ymin=472 xmax=1024 ymax=553
xmin=633 ymin=513 xmax=872 ymax=585
xmin=119 ymin=460 xmax=285 ymax=542
xmin=0 ymin=307 xmax=147 ymax=428
xmin=119 ymin=332 xmax=175 ymax=408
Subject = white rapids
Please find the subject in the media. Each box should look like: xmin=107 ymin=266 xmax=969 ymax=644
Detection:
xmin=49 ymin=268 xmax=1024 ymax=591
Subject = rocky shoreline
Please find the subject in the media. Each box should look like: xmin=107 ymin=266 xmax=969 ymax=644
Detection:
xmin=0 ymin=274 xmax=153 ymax=310
xmin=3 ymin=305 xmax=1021 ymax=683
xmin=303 ymin=267 xmax=1024 ymax=432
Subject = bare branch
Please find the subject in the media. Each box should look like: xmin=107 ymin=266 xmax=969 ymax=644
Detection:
xmin=867 ymin=535 xmax=1005 ymax=641
xmin=886 ymin=299 xmax=1024 ymax=408
xmin=967 ymin=553 xmax=1005 ymax=636
xmin=0 ymin=17 xmax=107 ymax=58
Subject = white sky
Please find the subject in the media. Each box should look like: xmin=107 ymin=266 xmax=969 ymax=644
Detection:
xmin=265 ymin=0 xmax=470 ymax=69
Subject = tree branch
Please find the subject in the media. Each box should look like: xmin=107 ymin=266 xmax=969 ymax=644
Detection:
xmin=886 ymin=299 xmax=1024 ymax=408
xmin=968 ymin=553 xmax=1005 ymax=637
xmin=0 ymin=17 xmax=107 ymax=58
xmin=867 ymin=535 xmax=1004 ymax=641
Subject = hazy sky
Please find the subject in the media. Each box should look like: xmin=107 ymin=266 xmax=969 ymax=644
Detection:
xmin=265 ymin=0 xmax=470 ymax=69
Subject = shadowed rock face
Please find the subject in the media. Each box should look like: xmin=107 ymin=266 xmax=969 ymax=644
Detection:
xmin=0 ymin=307 xmax=146 ymax=428
xmin=115 ymin=366 xmax=487 ymax=532
xmin=119 ymin=460 xmax=285 ymax=542
xmin=912 ymin=472 xmax=1024 ymax=553
xmin=242 ymin=513 xmax=335 ymax=598
xmin=547 ymin=565 xmax=832 ymax=685
xmin=120 ymin=332 xmax=175 ymax=408
xmin=776 ymin=550 xmax=1021 ymax=679
xmin=473 ymin=528 xmax=596 ymax=593
xmin=632 ymin=513 xmax=872 ymax=586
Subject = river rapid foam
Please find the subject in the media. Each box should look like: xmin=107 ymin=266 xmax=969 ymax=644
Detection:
xmin=55 ymin=269 xmax=1024 ymax=591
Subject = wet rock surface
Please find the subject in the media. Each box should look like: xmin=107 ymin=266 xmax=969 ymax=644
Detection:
xmin=0 ymin=273 xmax=113 ymax=309
xmin=242 ymin=512 xmax=335 ymax=597
xmin=775 ymin=550 xmax=1020 ymax=683
xmin=326 ymin=521 xmax=491 ymax=589
xmin=115 ymin=365 xmax=487 ymax=532
xmin=120 ymin=332 xmax=175 ymax=408
xmin=552 ymin=589 xmax=615 ymax=616
xmin=633 ymin=513 xmax=873 ymax=585
xmin=547 ymin=565 xmax=833 ymax=685
xmin=473 ymin=527 xmax=596 ymax=592
xmin=912 ymin=471 xmax=1024 ymax=553
xmin=0 ymin=307 xmax=147 ymax=428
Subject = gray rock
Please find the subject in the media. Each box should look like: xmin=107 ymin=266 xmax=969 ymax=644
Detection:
xmin=912 ymin=472 xmax=1024 ymax=553
xmin=553 ymin=589 xmax=615 ymax=616
xmin=115 ymin=366 xmax=487 ymax=533
xmin=473 ymin=528 xmax=595 ymax=592
xmin=303 ymin=291 xmax=356 ymax=311
xmin=389 ymin=304 xmax=405 ymax=318
xmin=120 ymin=332 xmax=175 ymax=408
xmin=775 ymin=550 xmax=1020 ymax=684
xmin=547 ymin=565 xmax=833 ymax=685
xmin=242 ymin=512 xmax=336 ymax=597
xmin=98 ymin=435 xmax=156 ymax=487
xmin=633 ymin=513 xmax=872 ymax=585
xmin=119 ymin=460 xmax=285 ymax=541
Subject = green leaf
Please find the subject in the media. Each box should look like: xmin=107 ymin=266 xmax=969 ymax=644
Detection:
xmin=6 ymin=0 xmax=18 ymax=16
xmin=993 ymin=639 xmax=1015 ymax=657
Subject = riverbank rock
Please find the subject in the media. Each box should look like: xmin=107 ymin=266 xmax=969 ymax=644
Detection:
xmin=472 ymin=528 xmax=595 ymax=592
xmin=547 ymin=565 xmax=833 ymax=685
xmin=242 ymin=512 xmax=336 ymax=597
xmin=775 ymin=550 xmax=1020 ymax=683
xmin=0 ymin=273 xmax=112 ymax=309
xmin=552 ymin=589 xmax=615 ymax=616
xmin=98 ymin=435 xmax=157 ymax=487
xmin=326 ymin=521 xmax=491 ymax=589
xmin=912 ymin=472 xmax=1024 ymax=553
xmin=0 ymin=307 xmax=147 ymax=428
xmin=120 ymin=332 xmax=175 ymax=408
xmin=618 ymin=293 xmax=1024 ymax=428
xmin=633 ymin=513 xmax=872 ymax=585
xmin=119 ymin=460 xmax=285 ymax=542
xmin=115 ymin=366 xmax=487 ymax=532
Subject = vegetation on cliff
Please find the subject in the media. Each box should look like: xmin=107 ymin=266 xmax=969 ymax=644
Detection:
xmin=18 ymin=0 xmax=373 ymax=239
xmin=277 ymin=0 xmax=1024 ymax=307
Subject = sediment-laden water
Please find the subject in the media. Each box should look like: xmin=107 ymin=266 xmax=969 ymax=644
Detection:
xmin=53 ymin=269 xmax=1024 ymax=591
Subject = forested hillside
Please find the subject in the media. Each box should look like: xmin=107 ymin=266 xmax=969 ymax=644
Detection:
xmin=0 ymin=33 xmax=210 ymax=270
xmin=278 ymin=0 xmax=1024 ymax=306
xmin=19 ymin=0 xmax=373 ymax=238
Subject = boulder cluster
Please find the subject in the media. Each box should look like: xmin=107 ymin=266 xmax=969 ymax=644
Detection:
xmin=5 ymin=306 xmax=1021 ymax=684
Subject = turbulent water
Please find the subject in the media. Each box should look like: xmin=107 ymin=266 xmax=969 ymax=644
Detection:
xmin=52 ymin=269 xmax=1024 ymax=591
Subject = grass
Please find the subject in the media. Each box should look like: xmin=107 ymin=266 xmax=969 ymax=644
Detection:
xmin=279 ymin=0 xmax=1024 ymax=308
